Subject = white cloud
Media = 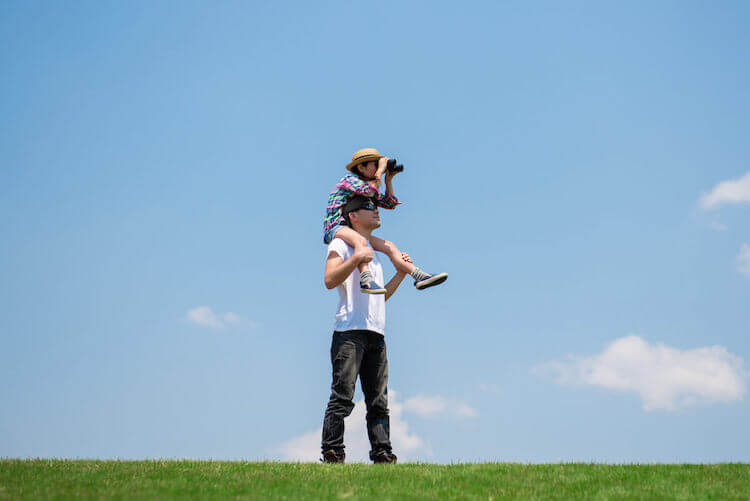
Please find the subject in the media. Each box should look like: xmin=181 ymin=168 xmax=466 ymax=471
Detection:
xmin=222 ymin=312 xmax=241 ymax=325
xmin=186 ymin=306 xmax=242 ymax=329
xmin=402 ymin=395 xmax=446 ymax=416
xmin=455 ymin=403 xmax=478 ymax=418
xmin=276 ymin=390 xmax=427 ymax=462
xmin=738 ymin=244 xmax=750 ymax=278
xmin=402 ymin=395 xmax=478 ymax=419
xmin=700 ymin=172 xmax=750 ymax=210
xmin=276 ymin=427 xmax=322 ymax=463
xmin=533 ymin=335 xmax=747 ymax=412
xmin=709 ymin=222 xmax=728 ymax=231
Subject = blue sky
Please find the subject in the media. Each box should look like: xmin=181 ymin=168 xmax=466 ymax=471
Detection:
xmin=2 ymin=1 xmax=749 ymax=463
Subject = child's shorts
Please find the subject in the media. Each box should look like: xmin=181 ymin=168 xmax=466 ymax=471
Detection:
xmin=324 ymin=224 xmax=345 ymax=245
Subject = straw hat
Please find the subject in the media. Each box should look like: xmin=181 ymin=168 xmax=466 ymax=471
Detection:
xmin=346 ymin=148 xmax=383 ymax=171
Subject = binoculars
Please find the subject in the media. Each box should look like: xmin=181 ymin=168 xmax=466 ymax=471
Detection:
xmin=386 ymin=158 xmax=404 ymax=174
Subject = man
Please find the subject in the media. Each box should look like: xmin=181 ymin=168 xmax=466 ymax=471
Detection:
xmin=320 ymin=195 xmax=411 ymax=464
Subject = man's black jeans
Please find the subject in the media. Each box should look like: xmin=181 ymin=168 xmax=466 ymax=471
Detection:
xmin=321 ymin=330 xmax=392 ymax=456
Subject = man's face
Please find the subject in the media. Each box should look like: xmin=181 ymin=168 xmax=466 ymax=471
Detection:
xmin=350 ymin=202 xmax=380 ymax=230
xmin=358 ymin=160 xmax=378 ymax=179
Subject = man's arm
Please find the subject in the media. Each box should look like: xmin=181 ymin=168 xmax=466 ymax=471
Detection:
xmin=324 ymin=248 xmax=370 ymax=289
xmin=384 ymin=251 xmax=412 ymax=300
xmin=384 ymin=271 xmax=407 ymax=301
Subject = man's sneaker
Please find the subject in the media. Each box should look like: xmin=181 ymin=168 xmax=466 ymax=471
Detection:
xmin=369 ymin=449 xmax=397 ymax=464
xmin=361 ymin=281 xmax=387 ymax=294
xmin=414 ymin=272 xmax=448 ymax=290
xmin=321 ymin=449 xmax=345 ymax=463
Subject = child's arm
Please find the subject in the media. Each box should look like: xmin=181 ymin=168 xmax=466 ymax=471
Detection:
xmin=339 ymin=173 xmax=380 ymax=198
xmin=384 ymin=172 xmax=395 ymax=199
xmin=376 ymin=167 xmax=401 ymax=209
xmin=375 ymin=157 xmax=389 ymax=181
xmin=340 ymin=172 xmax=400 ymax=209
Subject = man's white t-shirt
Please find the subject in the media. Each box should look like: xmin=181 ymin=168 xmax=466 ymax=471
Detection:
xmin=327 ymin=238 xmax=386 ymax=335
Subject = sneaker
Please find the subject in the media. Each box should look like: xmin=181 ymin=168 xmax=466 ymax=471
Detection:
xmin=361 ymin=281 xmax=387 ymax=294
xmin=321 ymin=449 xmax=345 ymax=463
xmin=414 ymin=272 xmax=448 ymax=290
xmin=370 ymin=449 xmax=397 ymax=464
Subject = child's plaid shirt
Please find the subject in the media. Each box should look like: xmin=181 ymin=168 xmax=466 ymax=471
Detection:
xmin=324 ymin=173 xmax=400 ymax=243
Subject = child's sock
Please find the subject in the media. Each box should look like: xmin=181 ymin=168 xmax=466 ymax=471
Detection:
xmin=360 ymin=270 xmax=373 ymax=286
xmin=410 ymin=268 xmax=430 ymax=282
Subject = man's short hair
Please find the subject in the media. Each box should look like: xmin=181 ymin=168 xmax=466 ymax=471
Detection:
xmin=342 ymin=195 xmax=373 ymax=227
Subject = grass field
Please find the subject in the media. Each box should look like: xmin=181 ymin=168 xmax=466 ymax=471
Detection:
xmin=1 ymin=460 xmax=749 ymax=500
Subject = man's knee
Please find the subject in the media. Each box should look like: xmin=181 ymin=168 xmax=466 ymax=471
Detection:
xmin=330 ymin=375 xmax=356 ymax=403
xmin=327 ymin=394 xmax=356 ymax=417
xmin=366 ymin=405 xmax=389 ymax=420
xmin=365 ymin=393 xmax=389 ymax=418
xmin=329 ymin=370 xmax=357 ymax=418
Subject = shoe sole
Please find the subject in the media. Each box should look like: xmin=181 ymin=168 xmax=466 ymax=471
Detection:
xmin=361 ymin=288 xmax=387 ymax=294
xmin=415 ymin=273 xmax=448 ymax=290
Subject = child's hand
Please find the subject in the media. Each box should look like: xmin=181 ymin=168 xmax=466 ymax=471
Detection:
xmin=376 ymin=157 xmax=389 ymax=178
xmin=400 ymin=252 xmax=412 ymax=264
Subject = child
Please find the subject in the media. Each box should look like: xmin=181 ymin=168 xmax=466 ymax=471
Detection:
xmin=324 ymin=147 xmax=447 ymax=294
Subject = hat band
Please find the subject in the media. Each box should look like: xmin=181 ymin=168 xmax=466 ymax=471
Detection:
xmin=353 ymin=154 xmax=378 ymax=161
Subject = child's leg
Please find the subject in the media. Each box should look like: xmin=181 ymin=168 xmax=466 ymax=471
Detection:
xmin=370 ymin=235 xmax=448 ymax=290
xmin=334 ymin=226 xmax=373 ymax=274
xmin=370 ymin=236 xmax=416 ymax=275
xmin=335 ymin=227 xmax=386 ymax=293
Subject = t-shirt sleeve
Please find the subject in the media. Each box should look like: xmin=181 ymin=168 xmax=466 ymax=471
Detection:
xmin=327 ymin=238 xmax=350 ymax=260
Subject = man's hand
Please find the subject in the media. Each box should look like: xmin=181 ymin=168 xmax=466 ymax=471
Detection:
xmin=325 ymin=247 xmax=372 ymax=289
xmin=353 ymin=246 xmax=374 ymax=264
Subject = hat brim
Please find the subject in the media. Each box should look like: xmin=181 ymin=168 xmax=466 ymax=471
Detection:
xmin=346 ymin=154 xmax=382 ymax=171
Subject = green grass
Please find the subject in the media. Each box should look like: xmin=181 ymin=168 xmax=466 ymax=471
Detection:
xmin=1 ymin=460 xmax=749 ymax=500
